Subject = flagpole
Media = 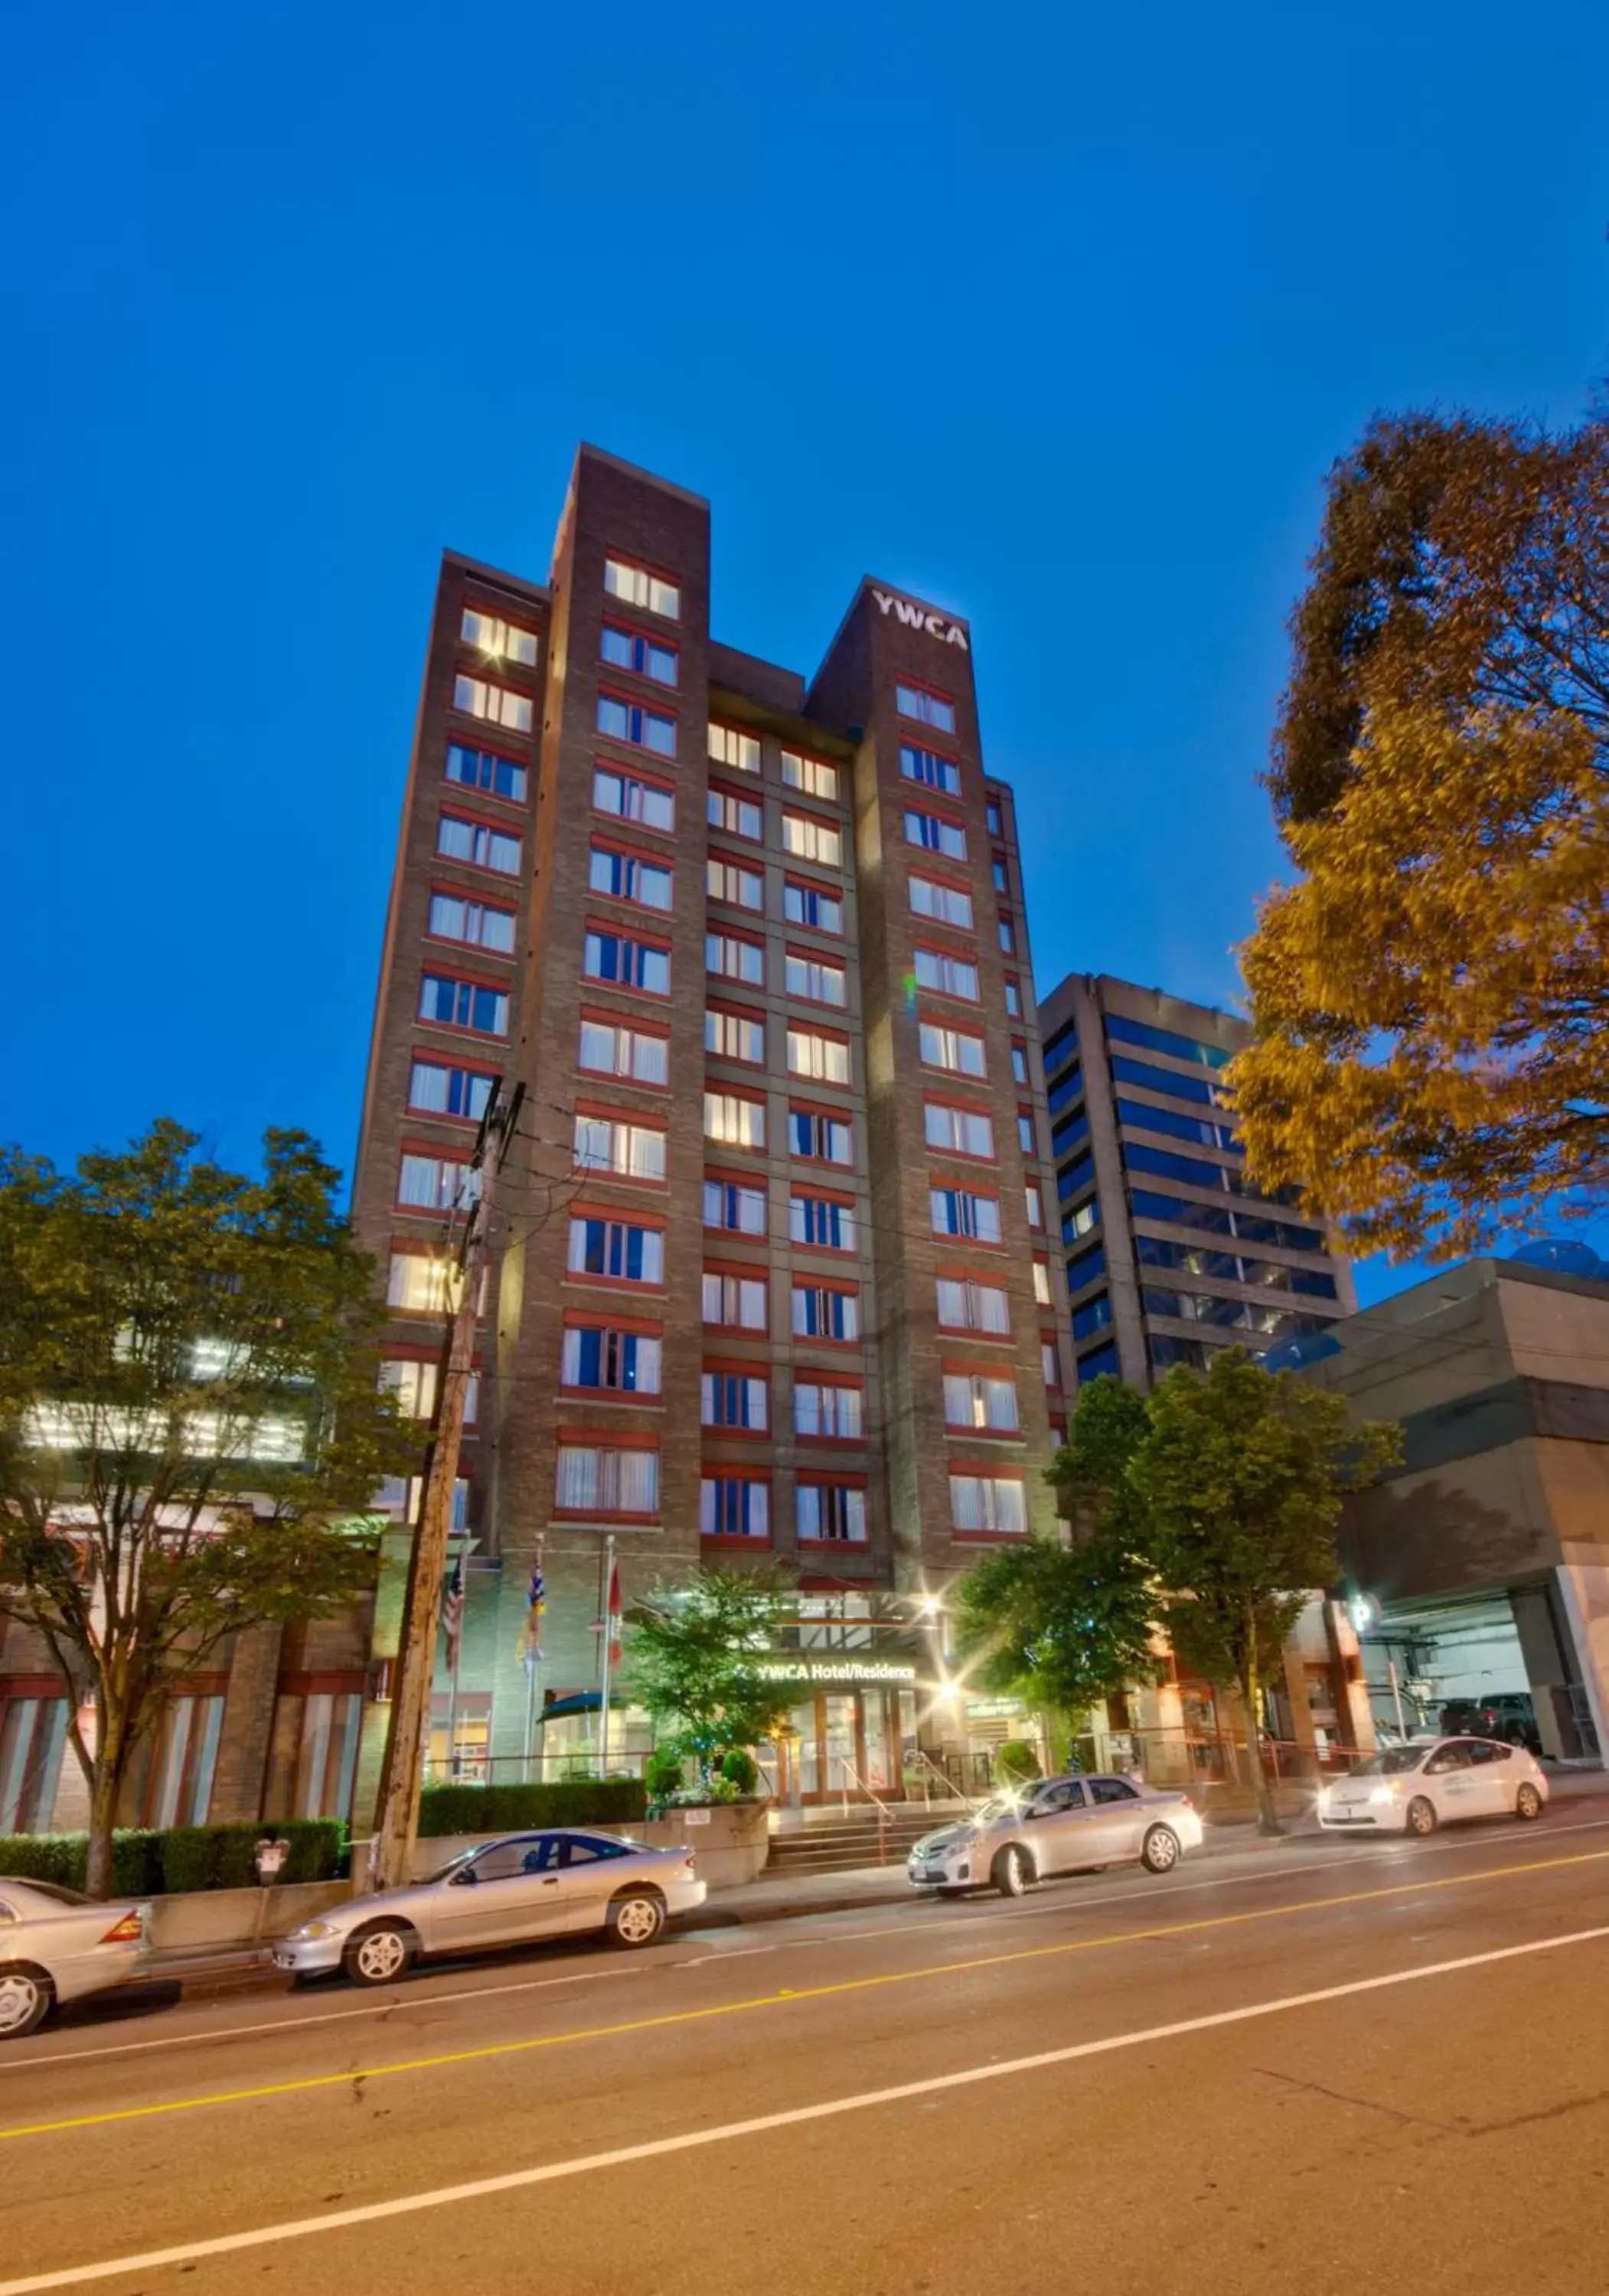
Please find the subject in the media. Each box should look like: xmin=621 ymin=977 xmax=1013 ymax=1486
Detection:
xmin=598 ymin=1533 xmax=616 ymax=1775
xmin=521 ymin=1535 xmax=545 ymax=1785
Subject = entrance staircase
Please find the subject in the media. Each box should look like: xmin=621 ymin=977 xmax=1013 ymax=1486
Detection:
xmin=765 ymin=1805 xmax=970 ymax=1879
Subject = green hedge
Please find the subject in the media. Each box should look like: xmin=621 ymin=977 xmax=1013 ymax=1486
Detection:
xmin=416 ymin=1778 xmax=647 ymax=1838
xmin=0 ymin=1820 xmax=344 ymax=1896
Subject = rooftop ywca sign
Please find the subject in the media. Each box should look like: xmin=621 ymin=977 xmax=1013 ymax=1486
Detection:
xmin=872 ymin=589 xmax=969 ymax=651
xmin=756 ymin=1657 xmax=919 ymax=1687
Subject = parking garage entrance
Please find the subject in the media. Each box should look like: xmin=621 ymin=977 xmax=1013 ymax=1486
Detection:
xmin=1358 ymin=1583 xmax=1599 ymax=1760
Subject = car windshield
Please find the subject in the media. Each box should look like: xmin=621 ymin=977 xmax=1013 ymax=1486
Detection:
xmin=17 ymin=1879 xmax=96 ymax=1907
xmin=975 ymin=1792 xmax=1030 ymax=1823
xmin=1351 ymin=1746 xmax=1429 ymax=1776
xmin=423 ymin=1846 xmax=485 ymax=1883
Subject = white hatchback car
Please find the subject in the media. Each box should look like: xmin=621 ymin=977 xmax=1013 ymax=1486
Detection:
xmin=1317 ymin=1736 xmax=1549 ymax=1838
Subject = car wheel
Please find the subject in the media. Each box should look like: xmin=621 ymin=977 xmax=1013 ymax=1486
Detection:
xmin=1141 ymin=1824 xmax=1181 ymax=1874
xmin=605 ymin=1891 xmax=665 ymax=1950
xmin=992 ymin=1844 xmax=1031 ymax=1898
xmin=1515 ymin=1782 xmax=1543 ymax=1821
xmin=342 ymin=1923 xmax=416 ymax=1987
xmin=1405 ymin=1796 xmax=1438 ymax=1838
xmin=0 ymin=1964 xmax=54 ymax=2040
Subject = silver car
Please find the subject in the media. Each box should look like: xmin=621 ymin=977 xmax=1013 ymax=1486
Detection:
xmin=274 ymin=1829 xmax=707 ymax=1986
xmin=908 ymin=1773 xmax=1206 ymax=1899
xmin=0 ymin=1877 xmax=148 ymax=2040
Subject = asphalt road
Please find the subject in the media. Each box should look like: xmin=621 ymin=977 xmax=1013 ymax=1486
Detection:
xmin=5 ymin=1806 xmax=1609 ymax=2295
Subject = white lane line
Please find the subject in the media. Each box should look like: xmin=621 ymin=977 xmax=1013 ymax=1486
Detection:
xmin=0 ymin=1960 xmax=665 ymax=2075
xmin=5 ymin=1922 xmax=1606 ymax=2295
xmin=12 ymin=1815 xmax=1605 ymax=2076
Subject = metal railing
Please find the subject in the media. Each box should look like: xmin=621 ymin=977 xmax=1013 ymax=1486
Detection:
xmin=422 ymin=1749 xmax=652 ymax=1788
xmin=906 ymin=1747 xmax=976 ymax=1809
xmin=834 ymin=1757 xmax=894 ymax=1861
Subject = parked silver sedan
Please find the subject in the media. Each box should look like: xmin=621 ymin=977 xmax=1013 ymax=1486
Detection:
xmin=909 ymin=1773 xmax=1206 ymax=1899
xmin=275 ymin=1830 xmax=706 ymax=1986
xmin=0 ymin=1878 xmax=148 ymax=2040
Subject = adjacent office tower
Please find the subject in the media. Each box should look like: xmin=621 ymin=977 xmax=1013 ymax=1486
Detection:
xmin=351 ymin=445 xmax=1073 ymax=1790
xmin=1036 ymin=974 xmax=1356 ymax=1389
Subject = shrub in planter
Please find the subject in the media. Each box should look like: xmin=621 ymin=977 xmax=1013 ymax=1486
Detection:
xmin=416 ymin=1778 xmax=647 ymax=1839
xmin=718 ymin=1747 xmax=759 ymax=1796
xmin=645 ymin=1746 xmax=688 ymax=1799
xmin=996 ymin=1740 xmax=1042 ymax=1785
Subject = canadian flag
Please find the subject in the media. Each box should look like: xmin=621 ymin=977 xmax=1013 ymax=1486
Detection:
xmin=605 ymin=1559 xmax=623 ymax=1670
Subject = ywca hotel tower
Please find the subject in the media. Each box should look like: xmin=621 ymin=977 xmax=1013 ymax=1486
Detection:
xmin=350 ymin=445 xmax=1074 ymax=1800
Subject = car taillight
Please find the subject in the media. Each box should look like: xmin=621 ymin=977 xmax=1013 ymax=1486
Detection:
xmin=100 ymin=1912 xmax=143 ymax=1945
xmin=684 ymin=1851 xmax=696 ymax=1870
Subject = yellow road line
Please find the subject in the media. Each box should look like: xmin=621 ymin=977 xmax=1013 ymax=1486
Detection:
xmin=7 ymin=1843 xmax=1604 ymax=2145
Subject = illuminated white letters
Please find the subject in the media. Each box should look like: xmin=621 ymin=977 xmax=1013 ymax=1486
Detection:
xmin=872 ymin=589 xmax=970 ymax=650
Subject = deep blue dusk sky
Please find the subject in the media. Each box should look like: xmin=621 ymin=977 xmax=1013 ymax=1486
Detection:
xmin=3 ymin=3 xmax=1605 ymax=1303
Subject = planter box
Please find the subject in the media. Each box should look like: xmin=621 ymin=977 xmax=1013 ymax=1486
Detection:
xmin=145 ymin=1881 xmax=351 ymax=1954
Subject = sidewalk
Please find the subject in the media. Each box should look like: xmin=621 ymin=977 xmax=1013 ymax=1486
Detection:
xmin=138 ymin=1774 xmax=1604 ymax=1998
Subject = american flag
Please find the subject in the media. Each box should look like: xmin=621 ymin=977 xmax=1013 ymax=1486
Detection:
xmin=442 ymin=1556 xmax=465 ymax=1673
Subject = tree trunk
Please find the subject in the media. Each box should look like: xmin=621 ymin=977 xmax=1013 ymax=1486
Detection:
xmin=1242 ymin=1623 xmax=1283 ymax=1838
xmin=83 ymin=1692 xmax=132 ymax=1900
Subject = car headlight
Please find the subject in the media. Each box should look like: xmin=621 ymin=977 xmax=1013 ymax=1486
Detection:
xmin=1368 ymin=1785 xmax=1398 ymax=1805
xmin=287 ymin=1918 xmax=339 ymax=1941
xmin=1317 ymin=1786 xmax=1332 ymax=1808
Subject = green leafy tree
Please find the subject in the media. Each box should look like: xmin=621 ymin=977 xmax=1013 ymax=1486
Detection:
xmin=958 ymin=1381 xmax=1162 ymax=1752
xmin=1235 ymin=401 xmax=1609 ymax=1257
xmin=953 ymin=1534 xmax=1161 ymax=1751
xmin=0 ymin=1122 xmax=415 ymax=1893
xmin=1129 ymin=1350 xmax=1400 ymax=1834
xmin=626 ymin=1568 xmax=796 ymax=1781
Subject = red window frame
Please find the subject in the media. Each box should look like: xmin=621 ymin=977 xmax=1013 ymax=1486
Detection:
xmin=923 ymin=1097 xmax=997 ymax=1163
xmin=572 ymin=1100 xmax=668 ymax=1187
xmin=700 ymin=1358 xmax=773 ymax=1440
xmin=785 ymin=1019 xmax=851 ymax=1081
xmin=588 ymin=835 xmax=674 ymax=906
xmin=559 ymin=1311 xmax=665 ymax=1401
xmin=781 ymin=806 xmax=845 ymax=864
xmin=415 ymin=964 xmax=512 ymax=1041
xmin=424 ymin=879 xmax=519 ymax=951
xmin=915 ymin=1014 xmax=987 ymax=1074
xmin=783 ymin=945 xmax=848 ymax=1006
xmin=603 ymin=552 xmax=681 ymax=618
xmin=706 ymin=923 xmax=766 ymax=980
xmin=705 ymin=1000 xmax=768 ymax=1066
xmin=599 ymin=616 xmax=680 ymax=687
xmin=706 ymin=847 xmax=765 ymax=908
xmin=940 ymin=1359 xmax=1022 ymax=1438
xmin=406 ymin=1055 xmax=501 ymax=1126
xmin=703 ymin=1081 xmax=769 ymax=1150
xmin=946 ymin=1468 xmax=1029 ymax=1541
xmin=565 ymin=1201 xmax=668 ymax=1292
xmin=930 ymin=1180 xmax=1006 ymax=1248
xmin=782 ymin=874 xmax=845 ymax=935
xmin=706 ymin=778 xmax=765 ymax=841
xmin=596 ymin=684 xmax=678 ymax=754
xmin=791 ymin=1275 xmax=861 ymax=1346
xmin=591 ymin=756 xmax=677 ymax=835
xmin=792 ymin=1371 xmax=866 ymax=1444
xmin=582 ymin=917 xmax=674 ymax=999
xmin=550 ymin=1425 xmax=662 ymax=1523
xmin=788 ymin=1101 xmax=853 ymax=1166
xmin=896 ymin=677 xmax=958 ymax=728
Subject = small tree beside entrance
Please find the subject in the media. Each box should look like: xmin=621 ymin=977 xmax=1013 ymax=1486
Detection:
xmin=626 ymin=1569 xmax=796 ymax=1789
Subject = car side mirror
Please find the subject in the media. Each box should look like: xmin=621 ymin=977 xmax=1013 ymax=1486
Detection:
xmin=450 ymin=1868 xmax=478 ymax=1887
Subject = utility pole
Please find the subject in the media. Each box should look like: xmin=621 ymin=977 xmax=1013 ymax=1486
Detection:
xmin=367 ymin=1081 xmax=524 ymax=1893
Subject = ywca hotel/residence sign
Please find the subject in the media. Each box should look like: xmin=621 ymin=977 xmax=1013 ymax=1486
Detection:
xmin=872 ymin=589 xmax=969 ymax=650
xmin=756 ymin=1658 xmax=920 ymax=1687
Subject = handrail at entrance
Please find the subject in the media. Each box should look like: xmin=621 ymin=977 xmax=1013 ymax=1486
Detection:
xmin=835 ymin=1757 xmax=893 ymax=1862
xmin=909 ymin=1746 xmax=974 ymax=1809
